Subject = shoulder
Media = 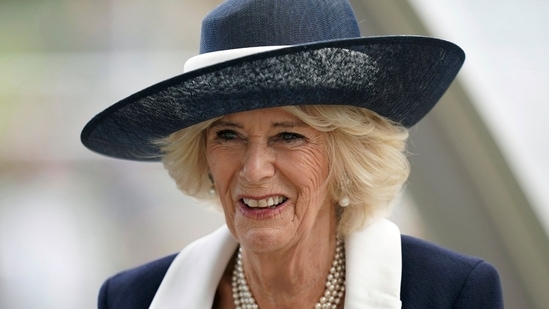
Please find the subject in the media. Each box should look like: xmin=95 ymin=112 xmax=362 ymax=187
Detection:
xmin=98 ymin=253 xmax=177 ymax=309
xmin=400 ymin=235 xmax=503 ymax=309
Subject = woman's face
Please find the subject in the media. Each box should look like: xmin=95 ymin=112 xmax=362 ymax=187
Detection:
xmin=205 ymin=107 xmax=334 ymax=253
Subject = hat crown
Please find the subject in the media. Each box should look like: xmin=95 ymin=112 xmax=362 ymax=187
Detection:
xmin=200 ymin=0 xmax=361 ymax=53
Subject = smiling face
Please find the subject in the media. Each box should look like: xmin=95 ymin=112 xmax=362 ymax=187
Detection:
xmin=205 ymin=107 xmax=335 ymax=253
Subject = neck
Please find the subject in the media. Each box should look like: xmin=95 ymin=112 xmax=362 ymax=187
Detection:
xmin=238 ymin=235 xmax=343 ymax=308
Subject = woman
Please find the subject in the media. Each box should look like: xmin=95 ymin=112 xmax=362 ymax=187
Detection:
xmin=82 ymin=0 xmax=503 ymax=308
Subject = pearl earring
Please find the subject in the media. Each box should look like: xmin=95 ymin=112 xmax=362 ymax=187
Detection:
xmin=207 ymin=173 xmax=216 ymax=196
xmin=338 ymin=196 xmax=350 ymax=207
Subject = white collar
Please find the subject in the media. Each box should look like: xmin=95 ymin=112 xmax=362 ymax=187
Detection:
xmin=149 ymin=218 xmax=402 ymax=309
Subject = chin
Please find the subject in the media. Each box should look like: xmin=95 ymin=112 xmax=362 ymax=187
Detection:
xmin=236 ymin=225 xmax=296 ymax=253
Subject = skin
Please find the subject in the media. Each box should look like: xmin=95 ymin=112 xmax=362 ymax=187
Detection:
xmin=206 ymin=107 xmax=342 ymax=308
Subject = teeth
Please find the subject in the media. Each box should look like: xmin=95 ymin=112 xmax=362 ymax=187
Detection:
xmin=243 ymin=196 xmax=287 ymax=208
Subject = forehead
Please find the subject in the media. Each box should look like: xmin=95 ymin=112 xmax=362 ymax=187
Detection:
xmin=212 ymin=107 xmax=306 ymax=127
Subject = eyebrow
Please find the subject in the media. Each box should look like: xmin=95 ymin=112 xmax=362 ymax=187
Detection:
xmin=272 ymin=120 xmax=307 ymax=128
xmin=210 ymin=121 xmax=242 ymax=129
xmin=210 ymin=119 xmax=307 ymax=129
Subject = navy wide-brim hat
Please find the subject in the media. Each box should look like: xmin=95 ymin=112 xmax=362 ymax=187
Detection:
xmin=81 ymin=0 xmax=465 ymax=161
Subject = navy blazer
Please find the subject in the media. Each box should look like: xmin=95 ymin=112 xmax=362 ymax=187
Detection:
xmin=98 ymin=235 xmax=503 ymax=308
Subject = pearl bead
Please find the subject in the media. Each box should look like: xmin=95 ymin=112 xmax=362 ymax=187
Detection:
xmin=232 ymin=240 xmax=345 ymax=308
xmin=338 ymin=196 xmax=350 ymax=207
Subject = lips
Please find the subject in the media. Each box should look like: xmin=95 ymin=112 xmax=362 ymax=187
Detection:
xmin=242 ymin=196 xmax=288 ymax=208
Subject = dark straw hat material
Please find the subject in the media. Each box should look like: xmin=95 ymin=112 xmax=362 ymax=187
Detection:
xmin=81 ymin=0 xmax=465 ymax=161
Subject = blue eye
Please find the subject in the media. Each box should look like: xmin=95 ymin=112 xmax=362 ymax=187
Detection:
xmin=216 ymin=130 xmax=238 ymax=141
xmin=277 ymin=132 xmax=304 ymax=142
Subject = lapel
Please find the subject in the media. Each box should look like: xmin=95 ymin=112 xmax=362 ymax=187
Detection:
xmin=149 ymin=219 xmax=402 ymax=309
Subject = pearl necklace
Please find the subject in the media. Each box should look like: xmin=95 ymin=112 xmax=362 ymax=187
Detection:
xmin=232 ymin=240 xmax=346 ymax=309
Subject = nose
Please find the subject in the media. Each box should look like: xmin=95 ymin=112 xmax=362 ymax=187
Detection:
xmin=239 ymin=141 xmax=275 ymax=184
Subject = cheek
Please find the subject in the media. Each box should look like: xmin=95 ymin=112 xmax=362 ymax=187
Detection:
xmin=283 ymin=148 xmax=329 ymax=195
xmin=206 ymin=145 xmax=241 ymax=189
xmin=206 ymin=148 xmax=235 ymax=215
xmin=205 ymin=146 xmax=222 ymax=185
xmin=206 ymin=150 xmax=221 ymax=176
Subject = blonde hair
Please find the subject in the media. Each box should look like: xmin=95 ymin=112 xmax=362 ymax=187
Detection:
xmin=157 ymin=105 xmax=410 ymax=236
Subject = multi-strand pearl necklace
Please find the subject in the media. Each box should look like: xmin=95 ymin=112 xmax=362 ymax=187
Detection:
xmin=232 ymin=239 xmax=346 ymax=309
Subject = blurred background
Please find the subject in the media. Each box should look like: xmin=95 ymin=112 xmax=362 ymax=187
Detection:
xmin=1 ymin=0 xmax=548 ymax=308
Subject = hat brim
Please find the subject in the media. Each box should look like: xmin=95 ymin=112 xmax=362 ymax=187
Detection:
xmin=81 ymin=36 xmax=465 ymax=161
